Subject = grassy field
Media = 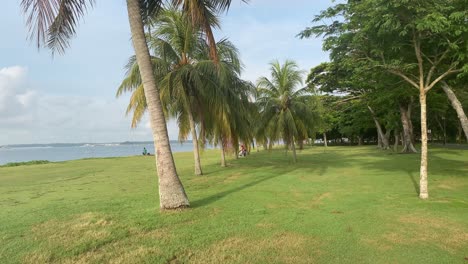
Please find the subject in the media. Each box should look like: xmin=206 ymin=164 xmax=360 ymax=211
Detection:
xmin=0 ymin=146 xmax=467 ymax=263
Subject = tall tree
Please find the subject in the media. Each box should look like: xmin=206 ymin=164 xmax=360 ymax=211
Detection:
xmin=118 ymin=8 xmax=243 ymax=175
xmin=256 ymin=60 xmax=315 ymax=162
xmin=21 ymin=0 xmax=245 ymax=209
xmin=300 ymin=0 xmax=468 ymax=199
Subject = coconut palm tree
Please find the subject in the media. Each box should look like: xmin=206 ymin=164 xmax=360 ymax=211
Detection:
xmin=256 ymin=60 xmax=315 ymax=163
xmin=20 ymin=0 xmax=243 ymax=209
xmin=118 ymin=8 xmax=243 ymax=175
xmin=206 ymin=77 xmax=254 ymax=165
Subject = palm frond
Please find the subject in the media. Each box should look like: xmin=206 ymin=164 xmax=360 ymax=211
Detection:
xmin=21 ymin=0 xmax=94 ymax=54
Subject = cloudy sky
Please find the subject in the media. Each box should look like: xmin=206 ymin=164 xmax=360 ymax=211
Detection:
xmin=0 ymin=0 xmax=332 ymax=145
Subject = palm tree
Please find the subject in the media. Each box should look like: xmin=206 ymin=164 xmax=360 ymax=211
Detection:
xmin=118 ymin=8 xmax=243 ymax=175
xmin=206 ymin=78 xmax=254 ymax=166
xmin=256 ymin=60 xmax=315 ymax=163
xmin=20 ymin=0 xmax=243 ymax=209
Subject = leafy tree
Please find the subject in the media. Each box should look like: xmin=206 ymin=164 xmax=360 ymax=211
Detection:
xmin=256 ymin=60 xmax=315 ymax=162
xmin=21 ymin=0 xmax=246 ymax=209
xmin=118 ymin=8 xmax=244 ymax=175
xmin=300 ymin=0 xmax=468 ymax=199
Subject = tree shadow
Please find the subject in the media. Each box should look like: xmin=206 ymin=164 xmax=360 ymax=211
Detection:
xmin=407 ymin=170 xmax=419 ymax=195
xmin=191 ymin=171 xmax=283 ymax=208
xmin=360 ymin=148 xmax=467 ymax=196
xmin=191 ymin=148 xmax=357 ymax=208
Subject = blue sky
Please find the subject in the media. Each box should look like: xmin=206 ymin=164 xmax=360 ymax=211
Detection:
xmin=0 ymin=0 xmax=332 ymax=145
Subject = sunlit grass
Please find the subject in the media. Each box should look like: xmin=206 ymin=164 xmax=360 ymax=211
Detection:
xmin=1 ymin=146 xmax=467 ymax=263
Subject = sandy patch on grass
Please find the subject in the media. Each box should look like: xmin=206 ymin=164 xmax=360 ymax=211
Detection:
xmin=189 ymin=232 xmax=320 ymax=264
xmin=362 ymin=214 xmax=468 ymax=254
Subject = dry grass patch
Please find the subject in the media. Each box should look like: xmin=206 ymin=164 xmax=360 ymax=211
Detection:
xmin=30 ymin=212 xmax=114 ymax=252
xmin=189 ymin=232 xmax=320 ymax=264
xmin=362 ymin=214 xmax=468 ymax=253
xmin=62 ymin=243 xmax=162 ymax=264
xmin=26 ymin=223 xmax=171 ymax=264
xmin=223 ymin=173 xmax=242 ymax=184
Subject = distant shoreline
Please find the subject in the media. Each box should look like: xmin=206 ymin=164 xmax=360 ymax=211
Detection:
xmin=0 ymin=140 xmax=184 ymax=149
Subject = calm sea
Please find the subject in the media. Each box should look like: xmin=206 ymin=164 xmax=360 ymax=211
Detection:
xmin=0 ymin=141 xmax=202 ymax=165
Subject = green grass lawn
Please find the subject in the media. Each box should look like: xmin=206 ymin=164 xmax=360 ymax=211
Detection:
xmin=1 ymin=146 xmax=467 ymax=263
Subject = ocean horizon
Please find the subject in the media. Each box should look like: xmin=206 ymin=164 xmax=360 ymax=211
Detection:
xmin=0 ymin=141 xmax=209 ymax=165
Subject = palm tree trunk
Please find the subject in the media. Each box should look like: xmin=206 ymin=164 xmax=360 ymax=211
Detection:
xmin=188 ymin=110 xmax=203 ymax=175
xmin=323 ymin=133 xmax=328 ymax=147
xmin=221 ymin=142 xmax=226 ymax=167
xmin=419 ymin=91 xmax=428 ymax=199
xmin=291 ymin=137 xmax=297 ymax=163
xmin=441 ymin=82 xmax=468 ymax=140
xmin=126 ymin=0 xmax=189 ymax=209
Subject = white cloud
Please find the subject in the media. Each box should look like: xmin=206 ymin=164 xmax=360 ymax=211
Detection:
xmin=0 ymin=66 xmax=180 ymax=145
xmin=0 ymin=66 xmax=38 ymax=119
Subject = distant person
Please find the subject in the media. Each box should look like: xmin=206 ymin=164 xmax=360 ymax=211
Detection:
xmin=239 ymin=144 xmax=247 ymax=157
xmin=142 ymin=147 xmax=148 ymax=155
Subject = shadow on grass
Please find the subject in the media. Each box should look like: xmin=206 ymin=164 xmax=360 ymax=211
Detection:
xmin=191 ymin=149 xmax=357 ymax=208
xmin=191 ymin=170 xmax=284 ymax=208
xmin=408 ymin=171 xmax=420 ymax=195
xmin=360 ymin=148 xmax=467 ymax=196
xmin=194 ymin=146 xmax=467 ymax=207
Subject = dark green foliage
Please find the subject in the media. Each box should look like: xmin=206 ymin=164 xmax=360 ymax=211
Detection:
xmin=1 ymin=160 xmax=50 ymax=167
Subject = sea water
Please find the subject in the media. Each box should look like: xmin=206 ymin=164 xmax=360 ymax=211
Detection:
xmin=0 ymin=141 xmax=204 ymax=165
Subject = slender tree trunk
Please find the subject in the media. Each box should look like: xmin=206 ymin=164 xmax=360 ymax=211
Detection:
xmin=419 ymin=92 xmax=429 ymax=199
xmin=263 ymin=141 xmax=268 ymax=151
xmin=441 ymin=82 xmax=468 ymax=140
xmin=385 ymin=129 xmax=391 ymax=146
xmin=399 ymin=102 xmax=418 ymax=153
xmin=457 ymin=122 xmax=463 ymax=144
xmin=126 ymin=0 xmax=189 ymax=209
xmin=233 ymin=136 xmax=239 ymax=159
xmin=291 ymin=137 xmax=297 ymax=163
xmin=394 ymin=131 xmax=399 ymax=152
xmin=368 ymin=105 xmax=389 ymax=149
xmin=220 ymin=141 xmax=226 ymax=167
xmin=188 ymin=110 xmax=203 ymax=175
xmin=377 ymin=132 xmax=382 ymax=148
xmin=323 ymin=133 xmax=328 ymax=147
xmin=435 ymin=117 xmax=447 ymax=145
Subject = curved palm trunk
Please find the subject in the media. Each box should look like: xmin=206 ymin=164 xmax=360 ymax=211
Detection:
xmin=127 ymin=0 xmax=189 ymax=209
xmin=441 ymin=82 xmax=468 ymax=140
xmin=188 ymin=110 xmax=203 ymax=175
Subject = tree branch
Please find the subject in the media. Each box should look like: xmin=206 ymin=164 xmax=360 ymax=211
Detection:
xmin=425 ymin=68 xmax=462 ymax=92
xmin=388 ymin=69 xmax=419 ymax=90
xmin=413 ymin=32 xmax=424 ymax=90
